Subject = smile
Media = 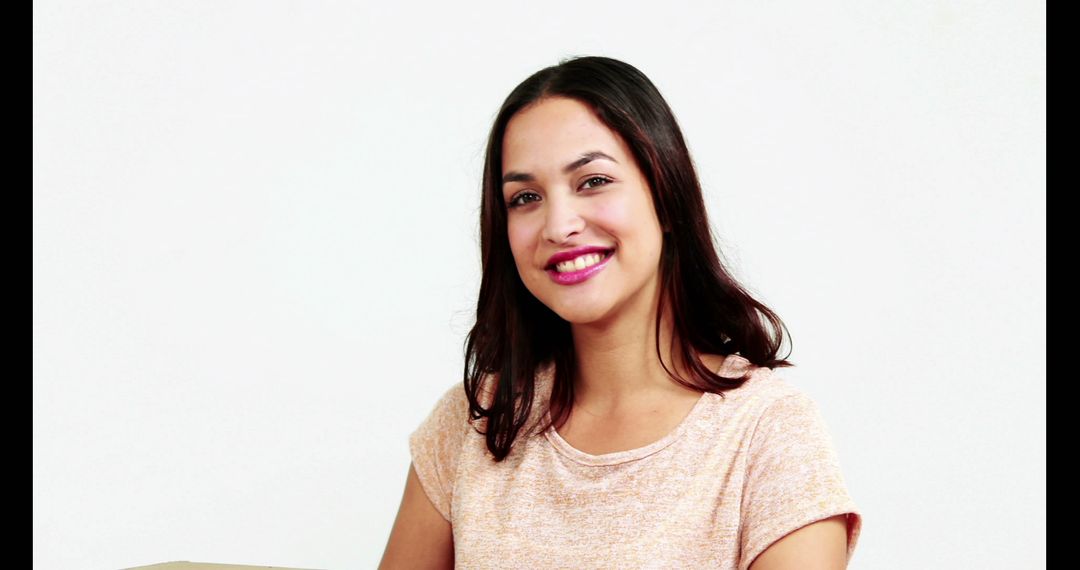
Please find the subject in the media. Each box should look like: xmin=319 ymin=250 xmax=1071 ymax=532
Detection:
xmin=545 ymin=249 xmax=614 ymax=285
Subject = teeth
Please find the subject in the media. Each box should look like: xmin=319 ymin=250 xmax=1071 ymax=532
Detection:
xmin=554 ymin=252 xmax=608 ymax=273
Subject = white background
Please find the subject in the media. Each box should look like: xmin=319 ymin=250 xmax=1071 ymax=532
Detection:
xmin=33 ymin=1 xmax=1045 ymax=569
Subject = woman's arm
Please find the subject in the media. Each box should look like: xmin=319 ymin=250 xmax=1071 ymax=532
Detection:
xmin=378 ymin=463 xmax=455 ymax=569
xmin=747 ymin=514 xmax=849 ymax=570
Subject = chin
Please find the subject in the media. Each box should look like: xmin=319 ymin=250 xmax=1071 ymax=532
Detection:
xmin=546 ymin=298 xmax=618 ymax=325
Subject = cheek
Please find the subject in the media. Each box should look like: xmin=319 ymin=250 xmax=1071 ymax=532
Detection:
xmin=591 ymin=200 xmax=631 ymax=235
xmin=506 ymin=221 xmax=536 ymax=264
xmin=506 ymin=221 xmax=529 ymax=249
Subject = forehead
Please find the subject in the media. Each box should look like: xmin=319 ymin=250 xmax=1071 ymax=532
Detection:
xmin=502 ymin=97 xmax=626 ymax=169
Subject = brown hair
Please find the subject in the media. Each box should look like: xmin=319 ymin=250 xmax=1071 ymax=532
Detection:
xmin=463 ymin=55 xmax=793 ymax=461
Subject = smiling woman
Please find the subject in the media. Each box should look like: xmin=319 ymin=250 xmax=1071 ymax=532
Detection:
xmin=380 ymin=55 xmax=863 ymax=569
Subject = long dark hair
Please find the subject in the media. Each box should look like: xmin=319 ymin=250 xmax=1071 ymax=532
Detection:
xmin=462 ymin=55 xmax=793 ymax=462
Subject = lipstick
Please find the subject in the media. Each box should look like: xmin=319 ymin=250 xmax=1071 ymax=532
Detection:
xmin=546 ymin=249 xmax=615 ymax=285
xmin=545 ymin=245 xmax=614 ymax=268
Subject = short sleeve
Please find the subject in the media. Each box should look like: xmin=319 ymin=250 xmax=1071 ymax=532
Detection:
xmin=408 ymin=382 xmax=471 ymax=523
xmin=738 ymin=393 xmax=863 ymax=570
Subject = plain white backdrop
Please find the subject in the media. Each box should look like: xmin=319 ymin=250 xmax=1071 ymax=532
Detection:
xmin=33 ymin=1 xmax=1045 ymax=569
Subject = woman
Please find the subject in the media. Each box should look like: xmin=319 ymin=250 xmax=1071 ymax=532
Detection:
xmin=381 ymin=56 xmax=862 ymax=569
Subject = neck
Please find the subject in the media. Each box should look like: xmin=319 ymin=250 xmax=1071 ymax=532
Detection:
xmin=568 ymin=279 xmax=706 ymax=417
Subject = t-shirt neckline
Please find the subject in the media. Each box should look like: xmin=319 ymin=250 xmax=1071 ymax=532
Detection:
xmin=541 ymin=390 xmax=714 ymax=467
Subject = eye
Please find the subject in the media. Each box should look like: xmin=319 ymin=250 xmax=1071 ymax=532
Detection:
xmin=582 ymin=176 xmax=612 ymax=189
xmin=506 ymin=176 xmax=613 ymax=210
xmin=507 ymin=191 xmax=540 ymax=209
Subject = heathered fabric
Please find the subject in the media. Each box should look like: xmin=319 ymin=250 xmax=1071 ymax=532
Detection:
xmin=408 ymin=355 xmax=863 ymax=568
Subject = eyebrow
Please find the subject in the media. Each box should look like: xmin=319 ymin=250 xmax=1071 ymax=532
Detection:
xmin=502 ymin=151 xmax=618 ymax=185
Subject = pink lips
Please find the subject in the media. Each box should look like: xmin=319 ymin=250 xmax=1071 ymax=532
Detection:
xmin=546 ymin=249 xmax=615 ymax=285
xmin=545 ymin=245 xmax=613 ymax=267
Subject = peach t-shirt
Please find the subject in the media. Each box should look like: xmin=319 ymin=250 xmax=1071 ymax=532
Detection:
xmin=408 ymin=355 xmax=863 ymax=568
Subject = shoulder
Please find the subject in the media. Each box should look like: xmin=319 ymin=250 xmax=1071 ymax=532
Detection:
xmin=714 ymin=355 xmax=811 ymax=411
xmin=432 ymin=379 xmax=470 ymax=415
xmin=706 ymin=358 xmax=837 ymax=451
xmin=416 ymin=371 xmax=503 ymax=433
xmin=410 ymin=379 xmax=476 ymax=455
xmin=732 ymin=363 xmax=862 ymax=570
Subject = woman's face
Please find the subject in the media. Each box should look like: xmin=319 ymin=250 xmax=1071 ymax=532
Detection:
xmin=501 ymin=96 xmax=665 ymax=325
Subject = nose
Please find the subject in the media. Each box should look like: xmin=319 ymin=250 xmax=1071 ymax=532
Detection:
xmin=540 ymin=193 xmax=586 ymax=244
